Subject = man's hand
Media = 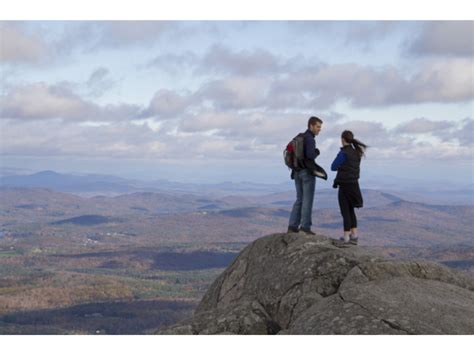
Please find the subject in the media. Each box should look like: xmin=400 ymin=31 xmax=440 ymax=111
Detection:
xmin=314 ymin=148 xmax=320 ymax=157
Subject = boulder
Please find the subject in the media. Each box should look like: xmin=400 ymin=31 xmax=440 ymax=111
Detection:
xmin=158 ymin=233 xmax=474 ymax=335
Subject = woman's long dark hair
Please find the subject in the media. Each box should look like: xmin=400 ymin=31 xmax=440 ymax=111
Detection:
xmin=341 ymin=130 xmax=367 ymax=158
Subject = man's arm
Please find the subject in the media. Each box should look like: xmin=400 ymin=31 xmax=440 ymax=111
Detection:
xmin=304 ymin=134 xmax=317 ymax=160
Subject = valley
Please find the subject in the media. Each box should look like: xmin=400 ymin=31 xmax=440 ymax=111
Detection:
xmin=0 ymin=185 xmax=472 ymax=334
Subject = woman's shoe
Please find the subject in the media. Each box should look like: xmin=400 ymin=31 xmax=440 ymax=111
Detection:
xmin=349 ymin=234 xmax=358 ymax=245
xmin=334 ymin=237 xmax=350 ymax=248
xmin=349 ymin=237 xmax=358 ymax=245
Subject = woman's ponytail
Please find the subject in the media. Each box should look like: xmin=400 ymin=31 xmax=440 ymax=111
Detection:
xmin=341 ymin=130 xmax=368 ymax=158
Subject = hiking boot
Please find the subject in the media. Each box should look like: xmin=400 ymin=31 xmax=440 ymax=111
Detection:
xmin=334 ymin=237 xmax=351 ymax=248
xmin=287 ymin=226 xmax=299 ymax=233
xmin=300 ymin=228 xmax=316 ymax=236
xmin=349 ymin=237 xmax=358 ymax=245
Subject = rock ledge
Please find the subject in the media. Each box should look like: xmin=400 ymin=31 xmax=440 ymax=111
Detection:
xmin=158 ymin=233 xmax=474 ymax=335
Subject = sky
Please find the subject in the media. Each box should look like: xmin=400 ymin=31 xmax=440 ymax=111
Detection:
xmin=0 ymin=20 xmax=473 ymax=185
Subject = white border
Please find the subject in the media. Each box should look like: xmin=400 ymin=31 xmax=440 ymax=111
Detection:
xmin=1 ymin=0 xmax=473 ymax=20
xmin=1 ymin=335 xmax=473 ymax=355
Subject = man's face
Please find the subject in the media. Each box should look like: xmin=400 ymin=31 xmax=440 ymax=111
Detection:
xmin=310 ymin=122 xmax=322 ymax=136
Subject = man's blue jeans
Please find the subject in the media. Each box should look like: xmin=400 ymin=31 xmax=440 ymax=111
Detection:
xmin=288 ymin=169 xmax=316 ymax=230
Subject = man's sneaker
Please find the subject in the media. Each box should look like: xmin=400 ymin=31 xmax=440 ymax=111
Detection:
xmin=349 ymin=237 xmax=358 ymax=245
xmin=287 ymin=226 xmax=299 ymax=233
xmin=300 ymin=228 xmax=316 ymax=235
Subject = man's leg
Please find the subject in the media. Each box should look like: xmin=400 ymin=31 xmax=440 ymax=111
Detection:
xmin=300 ymin=170 xmax=316 ymax=230
xmin=288 ymin=171 xmax=303 ymax=230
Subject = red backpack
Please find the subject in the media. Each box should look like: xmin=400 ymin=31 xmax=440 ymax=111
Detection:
xmin=284 ymin=133 xmax=305 ymax=170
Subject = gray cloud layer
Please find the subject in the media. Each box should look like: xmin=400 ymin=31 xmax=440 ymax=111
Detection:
xmin=0 ymin=22 xmax=51 ymax=64
xmin=146 ymin=45 xmax=474 ymax=110
xmin=197 ymin=44 xmax=286 ymax=76
xmin=407 ymin=21 xmax=474 ymax=57
xmin=53 ymin=21 xmax=175 ymax=54
xmin=2 ymin=114 xmax=471 ymax=163
xmin=140 ymin=89 xmax=195 ymax=119
xmin=0 ymin=82 xmax=141 ymax=121
xmin=260 ymin=59 xmax=473 ymax=108
xmin=394 ymin=117 xmax=455 ymax=134
xmin=1 ymin=21 xmax=472 ymax=167
xmin=85 ymin=67 xmax=117 ymax=97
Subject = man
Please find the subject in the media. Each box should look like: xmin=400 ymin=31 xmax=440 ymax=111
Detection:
xmin=287 ymin=116 xmax=323 ymax=235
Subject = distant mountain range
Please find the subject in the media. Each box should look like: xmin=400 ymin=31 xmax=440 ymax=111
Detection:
xmin=0 ymin=170 xmax=293 ymax=197
xmin=1 ymin=169 xmax=472 ymax=205
xmin=1 ymin=185 xmax=473 ymax=249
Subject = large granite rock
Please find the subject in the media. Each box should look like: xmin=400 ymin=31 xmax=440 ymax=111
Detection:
xmin=158 ymin=233 xmax=474 ymax=335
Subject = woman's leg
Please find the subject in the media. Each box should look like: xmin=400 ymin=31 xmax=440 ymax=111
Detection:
xmin=338 ymin=187 xmax=352 ymax=240
xmin=349 ymin=206 xmax=357 ymax=238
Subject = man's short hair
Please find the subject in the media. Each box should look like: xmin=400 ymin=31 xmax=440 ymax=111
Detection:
xmin=308 ymin=116 xmax=323 ymax=128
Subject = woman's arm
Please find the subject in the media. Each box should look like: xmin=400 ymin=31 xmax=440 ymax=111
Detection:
xmin=331 ymin=151 xmax=347 ymax=171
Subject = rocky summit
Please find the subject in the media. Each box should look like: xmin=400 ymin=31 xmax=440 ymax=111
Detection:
xmin=158 ymin=233 xmax=474 ymax=335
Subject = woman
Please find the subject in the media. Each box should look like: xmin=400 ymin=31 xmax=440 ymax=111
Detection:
xmin=331 ymin=130 xmax=367 ymax=245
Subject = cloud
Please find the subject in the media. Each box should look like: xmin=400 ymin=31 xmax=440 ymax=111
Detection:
xmin=178 ymin=110 xmax=346 ymax=147
xmin=144 ymin=51 xmax=198 ymax=73
xmin=54 ymin=21 xmax=175 ymax=54
xmin=343 ymin=21 xmax=403 ymax=45
xmin=145 ymin=44 xmax=288 ymax=77
xmin=196 ymin=76 xmax=269 ymax=110
xmin=179 ymin=111 xmax=238 ymax=132
xmin=407 ymin=59 xmax=474 ymax=103
xmin=407 ymin=21 xmax=474 ymax=57
xmin=87 ymin=67 xmax=109 ymax=85
xmin=144 ymin=43 xmax=473 ymax=111
xmin=0 ymin=119 xmax=167 ymax=159
xmin=196 ymin=44 xmax=284 ymax=76
xmin=0 ymin=117 xmax=275 ymax=161
xmin=452 ymin=118 xmax=474 ymax=146
xmin=140 ymin=89 xmax=195 ymax=119
xmin=320 ymin=118 xmax=473 ymax=161
xmin=268 ymin=59 xmax=474 ymax=108
xmin=432 ymin=117 xmax=474 ymax=146
xmin=86 ymin=67 xmax=116 ymax=97
xmin=151 ymin=53 xmax=472 ymax=111
xmin=0 ymin=22 xmax=51 ymax=64
xmin=95 ymin=21 xmax=171 ymax=48
xmin=394 ymin=117 xmax=456 ymax=134
xmin=321 ymin=120 xmax=396 ymax=151
xmin=1 ymin=108 xmax=472 ymax=164
xmin=157 ymin=97 xmax=472 ymax=163
xmin=0 ymin=82 xmax=141 ymax=121
xmin=288 ymin=21 xmax=406 ymax=51
xmin=52 ymin=21 xmax=229 ymax=62
xmin=178 ymin=110 xmax=346 ymax=153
